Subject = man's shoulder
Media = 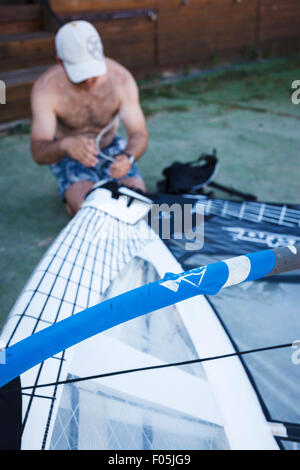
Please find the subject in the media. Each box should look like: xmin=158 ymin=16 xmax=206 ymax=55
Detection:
xmin=32 ymin=64 xmax=64 ymax=98
xmin=106 ymin=58 xmax=135 ymax=86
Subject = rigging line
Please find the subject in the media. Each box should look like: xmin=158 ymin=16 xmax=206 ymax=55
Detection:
xmin=95 ymin=115 xmax=119 ymax=163
xmin=21 ymin=341 xmax=293 ymax=391
xmin=203 ymin=295 xmax=273 ymax=422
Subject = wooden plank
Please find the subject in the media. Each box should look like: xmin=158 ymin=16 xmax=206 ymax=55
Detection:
xmin=93 ymin=17 xmax=156 ymax=69
xmin=0 ymin=56 xmax=55 ymax=73
xmin=6 ymin=82 xmax=33 ymax=103
xmin=50 ymin=0 xmax=155 ymax=14
xmin=157 ymin=1 xmax=210 ymax=65
xmin=157 ymin=0 xmax=210 ymax=12
xmin=0 ymin=98 xmax=31 ymax=123
xmin=109 ymin=46 xmax=155 ymax=69
xmin=0 ymin=33 xmax=55 ymax=72
xmin=158 ymin=42 xmax=211 ymax=66
xmin=0 ymin=65 xmax=48 ymax=86
xmin=259 ymin=0 xmax=300 ymax=42
xmin=60 ymin=9 xmax=157 ymax=25
xmin=1 ymin=66 xmax=47 ymax=123
xmin=0 ymin=20 xmax=42 ymax=36
xmin=0 ymin=5 xmax=41 ymax=22
xmin=158 ymin=0 xmax=257 ymax=66
xmin=0 ymin=4 xmax=42 ymax=35
xmin=95 ymin=16 xmax=154 ymax=35
xmin=259 ymin=37 xmax=300 ymax=57
xmin=0 ymin=33 xmax=54 ymax=57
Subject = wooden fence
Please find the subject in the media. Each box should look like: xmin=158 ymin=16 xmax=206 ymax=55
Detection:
xmin=1 ymin=0 xmax=300 ymax=123
xmin=49 ymin=0 xmax=300 ymax=71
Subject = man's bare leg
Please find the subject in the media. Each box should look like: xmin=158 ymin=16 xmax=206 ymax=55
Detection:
xmin=65 ymin=180 xmax=95 ymax=217
xmin=65 ymin=178 xmax=146 ymax=217
xmin=118 ymin=177 xmax=146 ymax=193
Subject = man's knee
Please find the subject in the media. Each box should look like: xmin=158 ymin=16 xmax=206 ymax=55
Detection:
xmin=119 ymin=177 xmax=146 ymax=192
xmin=65 ymin=180 xmax=94 ymax=217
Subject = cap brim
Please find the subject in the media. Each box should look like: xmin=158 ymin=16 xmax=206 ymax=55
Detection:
xmin=64 ymin=58 xmax=107 ymax=83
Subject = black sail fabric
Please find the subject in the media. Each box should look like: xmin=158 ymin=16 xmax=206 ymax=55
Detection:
xmin=150 ymin=194 xmax=300 ymax=446
xmin=0 ymin=377 xmax=22 ymax=450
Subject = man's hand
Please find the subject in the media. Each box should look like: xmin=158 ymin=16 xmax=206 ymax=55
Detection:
xmin=110 ymin=154 xmax=131 ymax=179
xmin=62 ymin=136 xmax=98 ymax=167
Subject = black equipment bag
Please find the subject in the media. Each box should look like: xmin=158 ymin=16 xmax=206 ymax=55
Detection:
xmin=157 ymin=150 xmax=257 ymax=201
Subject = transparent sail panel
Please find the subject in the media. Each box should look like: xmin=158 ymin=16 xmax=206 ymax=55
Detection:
xmin=50 ymin=379 xmax=229 ymax=450
xmin=49 ymin=257 xmax=229 ymax=450
xmin=281 ymin=440 xmax=300 ymax=451
xmin=103 ymin=258 xmax=205 ymax=378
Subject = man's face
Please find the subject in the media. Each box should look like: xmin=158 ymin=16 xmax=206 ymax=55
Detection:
xmin=74 ymin=77 xmax=98 ymax=91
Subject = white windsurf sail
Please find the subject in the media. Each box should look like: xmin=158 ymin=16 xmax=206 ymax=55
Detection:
xmin=0 ymin=185 xmax=279 ymax=450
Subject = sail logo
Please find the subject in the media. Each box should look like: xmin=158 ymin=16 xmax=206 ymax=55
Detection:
xmin=161 ymin=266 xmax=207 ymax=292
xmin=0 ymin=340 xmax=6 ymax=365
xmin=223 ymin=227 xmax=300 ymax=249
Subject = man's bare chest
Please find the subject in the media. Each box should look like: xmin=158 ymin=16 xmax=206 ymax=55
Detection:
xmin=56 ymin=87 xmax=120 ymax=132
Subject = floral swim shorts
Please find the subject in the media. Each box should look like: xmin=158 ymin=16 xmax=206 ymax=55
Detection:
xmin=50 ymin=134 xmax=142 ymax=200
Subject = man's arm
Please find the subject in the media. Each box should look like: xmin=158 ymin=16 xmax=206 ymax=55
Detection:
xmin=110 ymin=72 xmax=148 ymax=179
xmin=31 ymin=83 xmax=98 ymax=167
xmin=31 ymin=84 xmax=65 ymax=165
xmin=119 ymin=74 xmax=148 ymax=160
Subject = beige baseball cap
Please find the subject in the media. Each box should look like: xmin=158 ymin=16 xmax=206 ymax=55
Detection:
xmin=55 ymin=21 xmax=107 ymax=83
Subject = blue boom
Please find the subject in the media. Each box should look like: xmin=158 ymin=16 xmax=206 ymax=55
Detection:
xmin=0 ymin=246 xmax=298 ymax=389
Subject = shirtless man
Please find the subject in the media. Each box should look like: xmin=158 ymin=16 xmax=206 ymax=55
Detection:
xmin=31 ymin=21 xmax=148 ymax=217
